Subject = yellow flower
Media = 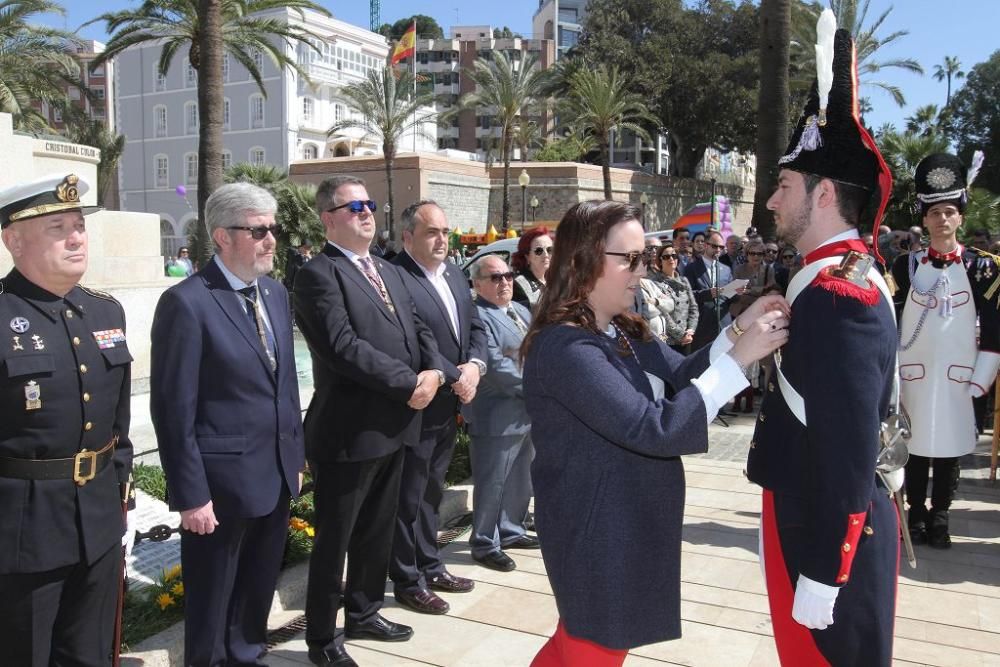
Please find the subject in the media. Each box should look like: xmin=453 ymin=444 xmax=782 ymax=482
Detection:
xmin=305 ymin=526 xmax=315 ymax=538
xmin=171 ymin=582 xmax=184 ymax=596
xmin=289 ymin=517 xmax=309 ymax=532
xmin=164 ymin=564 xmax=182 ymax=582
xmin=157 ymin=593 xmax=175 ymax=610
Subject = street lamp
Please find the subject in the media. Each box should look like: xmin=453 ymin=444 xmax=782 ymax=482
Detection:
xmin=383 ymin=202 xmax=391 ymax=238
xmin=639 ymin=191 xmax=649 ymax=229
xmin=518 ymin=168 xmax=531 ymax=232
xmin=530 ymin=195 xmax=539 ymax=224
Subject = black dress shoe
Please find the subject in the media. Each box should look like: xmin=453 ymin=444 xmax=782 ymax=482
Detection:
xmin=345 ymin=614 xmax=414 ymax=642
xmin=524 ymin=513 xmax=535 ymax=532
xmin=504 ymin=534 xmax=540 ymax=549
xmin=473 ymin=550 xmax=516 ymax=572
xmin=308 ymin=643 xmax=358 ymax=667
xmin=427 ymin=570 xmax=475 ymax=593
xmin=395 ymin=587 xmax=450 ymax=614
xmin=928 ymin=526 xmax=952 ymax=549
xmin=909 ymin=521 xmax=928 ymax=545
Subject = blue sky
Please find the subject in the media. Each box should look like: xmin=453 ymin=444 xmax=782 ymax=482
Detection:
xmin=51 ymin=0 xmax=998 ymax=134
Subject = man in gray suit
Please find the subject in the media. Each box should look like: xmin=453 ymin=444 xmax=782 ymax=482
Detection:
xmin=462 ymin=255 xmax=537 ymax=572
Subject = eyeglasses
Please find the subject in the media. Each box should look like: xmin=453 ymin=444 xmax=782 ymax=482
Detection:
xmin=782 ymin=254 xmax=795 ymax=260
xmin=227 ymin=224 xmax=280 ymax=240
xmin=484 ymin=272 xmax=515 ymax=284
xmin=660 ymin=253 xmax=678 ymax=260
xmin=606 ymin=248 xmax=657 ymax=272
xmin=532 ymin=246 xmax=553 ymax=256
xmin=765 ymin=249 xmax=778 ymax=254
xmin=747 ymin=251 xmax=764 ymax=257
xmin=707 ymin=242 xmax=725 ymax=250
xmin=327 ymin=199 xmax=377 ymax=214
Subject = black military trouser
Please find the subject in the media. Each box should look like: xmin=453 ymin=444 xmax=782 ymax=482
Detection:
xmin=0 ymin=542 xmax=120 ymax=667
xmin=905 ymin=454 xmax=961 ymax=525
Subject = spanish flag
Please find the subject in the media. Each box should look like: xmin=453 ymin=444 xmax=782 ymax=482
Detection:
xmin=391 ymin=21 xmax=416 ymax=66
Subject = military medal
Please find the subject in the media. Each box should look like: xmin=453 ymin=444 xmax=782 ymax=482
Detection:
xmin=9 ymin=316 xmax=29 ymax=333
xmin=24 ymin=381 xmax=41 ymax=410
xmin=92 ymin=328 xmax=126 ymax=349
xmin=12 ymin=336 xmax=23 ymax=351
xmin=31 ymin=334 xmax=44 ymax=350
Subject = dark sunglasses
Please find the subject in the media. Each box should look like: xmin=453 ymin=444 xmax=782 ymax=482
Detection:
xmin=484 ymin=271 xmax=515 ymax=284
xmin=747 ymin=251 xmax=764 ymax=257
xmin=782 ymin=254 xmax=795 ymax=260
xmin=660 ymin=252 xmax=678 ymax=260
xmin=707 ymin=242 xmax=725 ymax=250
xmin=606 ymin=248 xmax=657 ymax=272
xmin=327 ymin=199 xmax=376 ymax=214
xmin=227 ymin=224 xmax=280 ymax=240
xmin=765 ymin=249 xmax=778 ymax=254
xmin=532 ymin=246 xmax=553 ymax=256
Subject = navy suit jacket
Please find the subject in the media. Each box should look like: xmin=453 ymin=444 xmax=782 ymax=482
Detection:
xmin=392 ymin=251 xmax=488 ymax=431
xmin=150 ymin=259 xmax=304 ymax=519
xmin=293 ymin=243 xmax=442 ymax=463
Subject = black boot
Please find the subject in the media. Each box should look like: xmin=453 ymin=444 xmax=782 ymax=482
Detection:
xmin=908 ymin=505 xmax=928 ymax=545
xmin=927 ymin=509 xmax=952 ymax=549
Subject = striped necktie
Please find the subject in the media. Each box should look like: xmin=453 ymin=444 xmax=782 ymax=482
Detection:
xmin=238 ymin=286 xmax=277 ymax=372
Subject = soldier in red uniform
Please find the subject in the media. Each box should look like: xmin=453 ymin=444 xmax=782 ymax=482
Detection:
xmin=746 ymin=11 xmax=900 ymax=666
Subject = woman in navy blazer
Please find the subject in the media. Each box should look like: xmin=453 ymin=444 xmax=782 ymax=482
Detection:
xmin=522 ymin=201 xmax=790 ymax=665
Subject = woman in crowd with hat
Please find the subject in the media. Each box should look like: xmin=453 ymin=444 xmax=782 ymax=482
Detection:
xmin=521 ymin=199 xmax=789 ymax=666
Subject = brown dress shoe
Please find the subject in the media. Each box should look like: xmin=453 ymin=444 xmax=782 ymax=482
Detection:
xmin=427 ymin=571 xmax=475 ymax=593
xmin=394 ymin=588 xmax=450 ymax=615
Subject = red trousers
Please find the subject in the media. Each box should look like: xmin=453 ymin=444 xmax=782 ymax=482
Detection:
xmin=531 ymin=620 xmax=628 ymax=667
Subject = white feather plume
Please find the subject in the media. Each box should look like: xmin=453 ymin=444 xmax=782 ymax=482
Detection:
xmin=968 ymin=150 xmax=985 ymax=187
xmin=814 ymin=9 xmax=837 ymax=113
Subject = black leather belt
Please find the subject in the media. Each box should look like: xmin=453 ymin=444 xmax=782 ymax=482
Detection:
xmin=0 ymin=437 xmax=117 ymax=486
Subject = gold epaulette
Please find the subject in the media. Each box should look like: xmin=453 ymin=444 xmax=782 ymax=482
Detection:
xmin=79 ymin=285 xmax=121 ymax=303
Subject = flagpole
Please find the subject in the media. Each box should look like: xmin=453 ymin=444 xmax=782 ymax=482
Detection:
xmin=412 ymin=19 xmax=417 ymax=153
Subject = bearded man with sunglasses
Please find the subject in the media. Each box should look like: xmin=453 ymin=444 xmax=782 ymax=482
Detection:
xmin=294 ymin=176 xmax=445 ymax=667
xmin=151 ymin=182 xmax=305 ymax=666
xmin=462 ymin=254 xmax=536 ymax=572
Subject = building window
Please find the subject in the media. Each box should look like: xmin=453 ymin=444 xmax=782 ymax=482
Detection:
xmin=185 ymin=102 xmax=198 ymax=134
xmin=334 ymin=104 xmax=343 ymax=123
xmin=155 ymin=68 xmax=167 ymax=91
xmin=155 ymin=155 xmax=169 ymax=188
xmin=249 ymin=147 xmax=265 ymax=166
xmin=92 ymin=86 xmax=105 ymax=100
xmin=92 ymin=106 xmax=105 ymax=118
xmin=223 ymin=98 xmax=231 ymax=130
xmin=91 ymin=64 xmax=105 ymax=77
xmin=154 ymin=105 xmax=167 ymax=137
xmin=250 ymin=95 xmax=265 ymax=128
xmin=303 ymin=144 xmax=317 ymax=159
xmin=53 ymin=107 xmax=62 ymax=123
xmin=185 ymin=60 xmax=197 ymax=87
xmin=185 ymin=153 xmax=198 ymax=185
xmin=222 ymin=53 xmax=230 ymax=81
xmin=253 ymin=49 xmax=264 ymax=71
xmin=303 ymin=97 xmax=314 ymax=123
xmin=222 ymin=150 xmax=232 ymax=171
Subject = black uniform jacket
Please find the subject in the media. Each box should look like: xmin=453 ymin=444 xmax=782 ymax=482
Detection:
xmin=0 ymin=269 xmax=132 ymax=573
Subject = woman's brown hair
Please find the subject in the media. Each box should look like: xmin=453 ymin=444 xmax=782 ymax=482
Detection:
xmin=521 ymin=200 xmax=651 ymax=361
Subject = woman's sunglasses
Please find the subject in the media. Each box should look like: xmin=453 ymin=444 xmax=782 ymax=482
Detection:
xmin=227 ymin=224 xmax=281 ymax=240
xmin=532 ymin=246 xmax=553 ymax=256
xmin=747 ymin=251 xmax=764 ymax=257
xmin=606 ymin=248 xmax=658 ymax=272
xmin=660 ymin=252 xmax=678 ymax=260
xmin=327 ymin=199 xmax=377 ymax=214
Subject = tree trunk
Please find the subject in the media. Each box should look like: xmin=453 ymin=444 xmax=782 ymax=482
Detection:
xmin=501 ymin=128 xmax=513 ymax=231
xmin=195 ymin=0 xmax=224 ymax=266
xmin=384 ymin=143 xmax=396 ymax=241
xmin=670 ymin=135 xmax=706 ymax=179
xmin=751 ymin=0 xmax=790 ymax=240
xmin=600 ymin=137 xmax=612 ymax=200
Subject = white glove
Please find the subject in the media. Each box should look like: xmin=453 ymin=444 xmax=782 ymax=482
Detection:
xmin=883 ymin=467 xmax=904 ymax=493
xmin=792 ymin=575 xmax=839 ymax=630
xmin=122 ymin=512 xmax=136 ymax=557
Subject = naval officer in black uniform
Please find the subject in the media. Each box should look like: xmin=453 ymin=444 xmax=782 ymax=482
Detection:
xmin=746 ymin=15 xmax=900 ymax=666
xmin=0 ymin=174 xmax=134 ymax=666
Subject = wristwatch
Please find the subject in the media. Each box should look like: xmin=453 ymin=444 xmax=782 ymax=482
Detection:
xmin=434 ymin=369 xmax=446 ymax=386
xmin=471 ymin=359 xmax=488 ymax=377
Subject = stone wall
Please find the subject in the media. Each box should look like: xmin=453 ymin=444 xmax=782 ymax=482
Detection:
xmin=289 ymin=154 xmax=756 ymax=238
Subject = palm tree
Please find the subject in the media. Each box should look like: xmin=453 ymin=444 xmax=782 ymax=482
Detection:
xmin=904 ymin=104 xmax=941 ymax=137
xmin=876 ymin=125 xmax=950 ymax=228
xmin=558 ymin=65 xmax=657 ymax=200
xmin=0 ymin=0 xmax=83 ymax=132
xmin=327 ymin=66 xmax=437 ymax=240
xmin=512 ymin=115 xmax=542 ymax=163
xmin=933 ymin=55 xmax=964 ymax=107
xmin=63 ymin=112 xmax=126 ymax=208
xmin=791 ymin=0 xmax=922 ymax=107
xmin=751 ymin=0 xmax=791 ymax=239
xmin=224 ymin=161 xmax=287 ymax=186
xmin=461 ymin=51 xmax=550 ymax=228
xmin=87 ymin=0 xmax=329 ymax=261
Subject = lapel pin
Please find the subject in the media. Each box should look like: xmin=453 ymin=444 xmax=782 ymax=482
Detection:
xmin=12 ymin=336 xmax=23 ymax=351
xmin=10 ymin=316 xmax=29 ymax=333
xmin=24 ymin=381 xmax=41 ymax=410
xmin=31 ymin=334 xmax=45 ymax=350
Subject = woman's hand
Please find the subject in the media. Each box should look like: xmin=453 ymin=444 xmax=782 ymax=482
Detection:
xmin=735 ymin=294 xmax=790 ymax=332
xmin=730 ymin=309 xmax=789 ymax=367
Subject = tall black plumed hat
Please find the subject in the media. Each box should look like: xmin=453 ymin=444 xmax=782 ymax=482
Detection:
xmin=779 ymin=10 xmax=892 ymax=229
xmin=914 ymin=151 xmax=985 ymax=214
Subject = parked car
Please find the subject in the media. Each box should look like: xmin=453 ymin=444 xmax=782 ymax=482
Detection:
xmin=460 ymin=238 xmax=520 ymax=277
xmin=644 ymin=229 xmax=674 ymax=244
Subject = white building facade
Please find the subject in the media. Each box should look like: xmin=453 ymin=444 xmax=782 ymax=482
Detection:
xmin=114 ymin=8 xmax=435 ymax=255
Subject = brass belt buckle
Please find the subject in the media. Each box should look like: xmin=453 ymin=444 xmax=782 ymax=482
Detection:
xmin=73 ymin=449 xmax=97 ymax=486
